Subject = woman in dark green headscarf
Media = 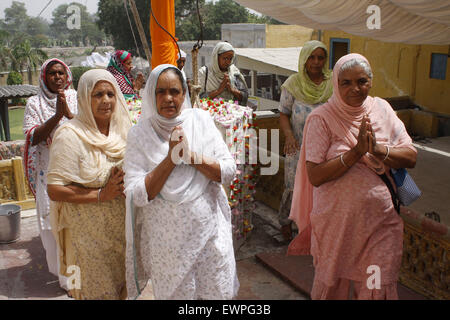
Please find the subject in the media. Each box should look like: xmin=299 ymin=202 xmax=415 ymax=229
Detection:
xmin=278 ymin=40 xmax=333 ymax=241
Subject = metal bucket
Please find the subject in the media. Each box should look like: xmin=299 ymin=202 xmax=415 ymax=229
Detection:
xmin=0 ymin=204 xmax=21 ymax=244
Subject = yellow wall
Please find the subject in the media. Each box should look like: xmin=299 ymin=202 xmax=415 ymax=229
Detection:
xmin=414 ymin=45 xmax=450 ymax=115
xmin=265 ymin=25 xmax=314 ymax=48
xmin=317 ymin=30 xmax=450 ymax=115
xmin=320 ymin=30 xmax=417 ymax=99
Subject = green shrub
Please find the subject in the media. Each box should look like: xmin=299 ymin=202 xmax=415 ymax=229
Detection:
xmin=70 ymin=66 xmax=93 ymax=90
xmin=7 ymin=71 xmax=24 ymax=105
xmin=7 ymin=71 xmax=23 ymax=85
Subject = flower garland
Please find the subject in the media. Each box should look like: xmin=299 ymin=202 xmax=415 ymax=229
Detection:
xmin=125 ymin=96 xmax=142 ymax=125
xmin=199 ymin=98 xmax=258 ymax=242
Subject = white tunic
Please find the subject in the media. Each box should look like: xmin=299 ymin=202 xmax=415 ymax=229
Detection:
xmin=124 ymin=109 xmax=239 ymax=300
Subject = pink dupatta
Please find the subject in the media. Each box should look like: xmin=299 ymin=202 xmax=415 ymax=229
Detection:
xmin=287 ymin=53 xmax=414 ymax=255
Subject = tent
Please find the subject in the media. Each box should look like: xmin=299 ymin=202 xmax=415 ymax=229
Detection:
xmin=235 ymin=0 xmax=450 ymax=45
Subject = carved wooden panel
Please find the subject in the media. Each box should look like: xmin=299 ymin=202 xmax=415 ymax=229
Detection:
xmin=400 ymin=220 xmax=449 ymax=300
xmin=0 ymin=157 xmax=35 ymax=209
xmin=0 ymin=159 xmax=17 ymax=201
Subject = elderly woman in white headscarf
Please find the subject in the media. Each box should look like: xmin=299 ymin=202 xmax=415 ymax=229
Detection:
xmin=124 ymin=64 xmax=239 ymax=300
xmin=47 ymin=69 xmax=132 ymax=299
xmin=198 ymin=41 xmax=248 ymax=105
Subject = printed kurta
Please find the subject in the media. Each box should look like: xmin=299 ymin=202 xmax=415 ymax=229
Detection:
xmin=278 ymin=88 xmax=320 ymax=226
xmin=124 ymin=109 xmax=239 ymax=300
xmin=48 ymin=129 xmax=127 ymax=300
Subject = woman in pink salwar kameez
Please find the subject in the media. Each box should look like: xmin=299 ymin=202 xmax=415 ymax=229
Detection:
xmin=288 ymin=53 xmax=417 ymax=300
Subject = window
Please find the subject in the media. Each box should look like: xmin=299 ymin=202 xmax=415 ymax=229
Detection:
xmin=430 ymin=53 xmax=448 ymax=80
xmin=329 ymin=38 xmax=350 ymax=69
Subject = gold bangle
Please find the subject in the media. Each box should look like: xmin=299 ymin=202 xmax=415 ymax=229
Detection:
xmin=340 ymin=153 xmax=349 ymax=168
xmin=383 ymin=146 xmax=390 ymax=161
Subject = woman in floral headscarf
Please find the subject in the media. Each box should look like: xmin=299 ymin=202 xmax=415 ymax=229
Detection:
xmin=107 ymin=50 xmax=144 ymax=100
xmin=278 ymin=40 xmax=333 ymax=241
xmin=23 ymin=58 xmax=78 ymax=291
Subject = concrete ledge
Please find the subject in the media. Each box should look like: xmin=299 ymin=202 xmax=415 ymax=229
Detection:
xmin=396 ymin=109 xmax=413 ymax=133
xmin=411 ymin=110 xmax=439 ymax=138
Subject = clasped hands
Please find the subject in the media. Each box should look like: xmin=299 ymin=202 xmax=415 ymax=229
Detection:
xmin=56 ymin=89 xmax=73 ymax=119
xmin=218 ymin=73 xmax=237 ymax=95
xmin=168 ymin=126 xmax=194 ymax=165
xmin=354 ymin=115 xmax=387 ymax=159
xmin=99 ymin=166 xmax=125 ymax=202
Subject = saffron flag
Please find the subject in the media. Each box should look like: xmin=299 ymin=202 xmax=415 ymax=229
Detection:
xmin=150 ymin=0 xmax=177 ymax=68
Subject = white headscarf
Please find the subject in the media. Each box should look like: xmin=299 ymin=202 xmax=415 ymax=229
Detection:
xmin=202 ymin=42 xmax=247 ymax=100
xmin=140 ymin=64 xmax=192 ymax=141
xmin=134 ymin=64 xmax=216 ymax=203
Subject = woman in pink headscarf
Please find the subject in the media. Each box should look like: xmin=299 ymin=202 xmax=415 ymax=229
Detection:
xmin=287 ymin=53 xmax=417 ymax=300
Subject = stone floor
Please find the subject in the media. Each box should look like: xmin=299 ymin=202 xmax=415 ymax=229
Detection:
xmin=408 ymin=137 xmax=450 ymax=226
xmin=0 ymin=204 xmax=307 ymax=300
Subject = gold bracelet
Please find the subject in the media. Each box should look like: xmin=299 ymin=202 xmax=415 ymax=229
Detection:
xmin=383 ymin=146 xmax=390 ymax=161
xmin=340 ymin=153 xmax=350 ymax=168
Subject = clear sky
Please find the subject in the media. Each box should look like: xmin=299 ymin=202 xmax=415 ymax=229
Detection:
xmin=0 ymin=0 xmax=99 ymax=21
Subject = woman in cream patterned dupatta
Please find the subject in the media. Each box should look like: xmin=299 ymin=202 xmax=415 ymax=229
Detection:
xmin=47 ymin=69 xmax=132 ymax=299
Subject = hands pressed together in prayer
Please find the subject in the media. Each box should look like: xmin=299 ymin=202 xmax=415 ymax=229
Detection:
xmin=32 ymin=89 xmax=73 ymax=146
xmin=218 ymin=73 xmax=231 ymax=94
xmin=99 ymin=166 xmax=125 ymax=202
xmin=169 ymin=126 xmax=192 ymax=165
xmin=56 ymin=89 xmax=74 ymax=120
xmin=216 ymin=73 xmax=240 ymax=99
xmin=354 ymin=115 xmax=387 ymax=160
xmin=306 ymin=115 xmax=390 ymax=187
xmin=167 ymin=126 xmax=222 ymax=182
xmin=134 ymin=72 xmax=145 ymax=92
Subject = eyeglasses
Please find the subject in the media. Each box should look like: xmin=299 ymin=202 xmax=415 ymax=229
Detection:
xmin=219 ymin=56 xmax=233 ymax=62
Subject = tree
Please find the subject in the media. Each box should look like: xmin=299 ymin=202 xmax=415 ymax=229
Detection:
xmin=97 ymin=0 xmax=151 ymax=56
xmin=31 ymin=34 xmax=50 ymax=48
xmin=12 ymin=39 xmax=48 ymax=84
xmin=3 ymin=1 xmax=28 ymax=35
xmin=202 ymin=0 xmax=249 ymax=39
xmin=51 ymin=2 xmax=106 ymax=47
xmin=25 ymin=17 xmax=50 ymax=37
xmin=97 ymin=0 xmax=284 ymax=53
xmin=247 ymin=13 xmax=284 ymax=25
xmin=175 ymin=0 xmax=205 ymax=41
xmin=0 ymin=30 xmax=13 ymax=71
